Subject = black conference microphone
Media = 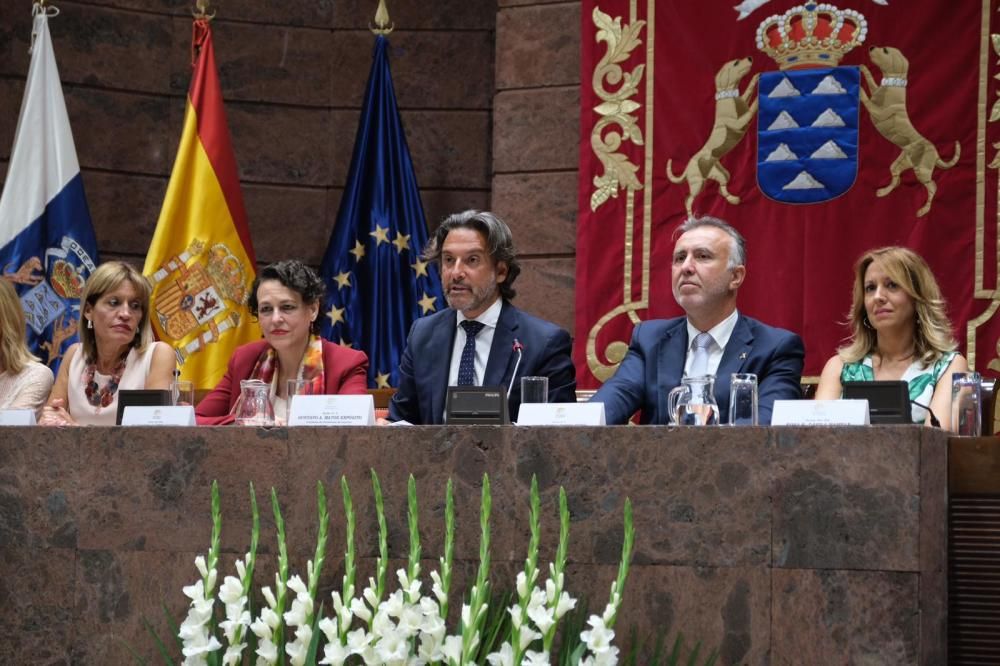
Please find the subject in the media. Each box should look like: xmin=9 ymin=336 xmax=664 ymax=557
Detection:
xmin=507 ymin=339 xmax=524 ymax=400
xmin=910 ymin=398 xmax=940 ymax=428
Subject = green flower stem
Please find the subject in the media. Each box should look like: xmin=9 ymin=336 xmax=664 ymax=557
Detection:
xmin=542 ymin=487 xmax=571 ymax=652
xmin=270 ymin=487 xmax=290 ymax=664
xmin=512 ymin=475 xmax=541 ymax=664
xmin=438 ymin=478 xmax=455 ymax=621
xmin=606 ymin=498 xmax=634 ymax=630
xmin=340 ymin=476 xmax=357 ymax=642
xmin=207 ymin=480 xmax=222 ymax=591
xmin=370 ymin=469 xmax=389 ymax=626
xmin=233 ymin=482 xmax=261 ymax=651
xmin=462 ymin=473 xmax=492 ymax=664
xmin=306 ymin=481 xmax=329 ymax=625
xmin=406 ymin=474 xmax=421 ymax=603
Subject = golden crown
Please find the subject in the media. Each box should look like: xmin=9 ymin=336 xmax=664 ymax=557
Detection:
xmin=756 ymin=3 xmax=867 ymax=70
xmin=205 ymin=244 xmax=249 ymax=304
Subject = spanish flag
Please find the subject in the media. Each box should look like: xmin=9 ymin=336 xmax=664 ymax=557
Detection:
xmin=143 ymin=19 xmax=258 ymax=390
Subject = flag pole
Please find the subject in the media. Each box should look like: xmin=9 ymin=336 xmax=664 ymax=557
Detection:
xmin=370 ymin=0 xmax=394 ymax=35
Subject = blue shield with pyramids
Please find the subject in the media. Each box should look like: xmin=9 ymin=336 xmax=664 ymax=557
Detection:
xmin=757 ymin=66 xmax=860 ymax=203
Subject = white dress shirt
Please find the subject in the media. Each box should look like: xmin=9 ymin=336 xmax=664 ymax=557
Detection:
xmin=447 ymin=297 xmax=503 ymax=386
xmin=683 ymin=309 xmax=739 ymax=378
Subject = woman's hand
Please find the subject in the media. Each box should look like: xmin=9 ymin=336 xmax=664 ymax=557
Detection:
xmin=38 ymin=398 xmax=77 ymax=426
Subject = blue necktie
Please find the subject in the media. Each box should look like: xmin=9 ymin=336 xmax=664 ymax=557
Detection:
xmin=689 ymin=332 xmax=713 ymax=377
xmin=457 ymin=320 xmax=485 ymax=386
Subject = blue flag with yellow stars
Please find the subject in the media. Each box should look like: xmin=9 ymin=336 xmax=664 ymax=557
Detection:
xmin=319 ymin=35 xmax=443 ymax=389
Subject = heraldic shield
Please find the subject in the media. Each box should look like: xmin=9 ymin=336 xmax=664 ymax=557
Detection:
xmin=757 ymin=66 xmax=860 ymax=203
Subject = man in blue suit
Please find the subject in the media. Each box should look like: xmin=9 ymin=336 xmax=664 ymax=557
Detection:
xmin=389 ymin=210 xmax=576 ymax=424
xmin=592 ymin=216 xmax=804 ymax=425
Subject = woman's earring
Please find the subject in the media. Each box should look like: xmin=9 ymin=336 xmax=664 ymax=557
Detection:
xmin=862 ymin=315 xmax=873 ymax=330
xmin=86 ymin=318 xmax=93 ymax=329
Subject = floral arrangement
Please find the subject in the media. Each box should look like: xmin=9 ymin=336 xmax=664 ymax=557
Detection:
xmin=170 ymin=472 xmax=634 ymax=666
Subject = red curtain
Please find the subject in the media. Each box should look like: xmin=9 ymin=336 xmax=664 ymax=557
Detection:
xmin=576 ymin=0 xmax=998 ymax=388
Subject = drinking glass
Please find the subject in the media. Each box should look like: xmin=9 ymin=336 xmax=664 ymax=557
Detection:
xmin=520 ymin=376 xmax=549 ymax=404
xmin=171 ymin=379 xmax=194 ymax=407
xmin=286 ymin=379 xmax=309 ymax=424
xmin=728 ymin=373 xmax=758 ymax=426
xmin=951 ymin=372 xmax=982 ymax=436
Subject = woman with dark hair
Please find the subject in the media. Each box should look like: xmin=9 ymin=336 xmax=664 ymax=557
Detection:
xmin=0 ymin=279 xmax=54 ymax=414
xmin=816 ymin=246 xmax=968 ymax=429
xmin=196 ymin=260 xmax=368 ymax=425
xmin=39 ymin=261 xmax=176 ymax=426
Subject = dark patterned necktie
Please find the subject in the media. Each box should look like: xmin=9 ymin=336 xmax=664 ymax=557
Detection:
xmin=457 ymin=320 xmax=485 ymax=386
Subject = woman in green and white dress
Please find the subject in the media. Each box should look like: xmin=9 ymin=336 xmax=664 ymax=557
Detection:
xmin=816 ymin=247 xmax=968 ymax=429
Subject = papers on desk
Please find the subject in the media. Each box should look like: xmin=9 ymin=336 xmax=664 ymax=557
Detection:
xmin=771 ymin=399 xmax=870 ymax=426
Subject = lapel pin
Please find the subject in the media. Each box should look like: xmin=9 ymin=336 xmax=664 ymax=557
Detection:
xmin=739 ymin=352 xmax=748 ymax=360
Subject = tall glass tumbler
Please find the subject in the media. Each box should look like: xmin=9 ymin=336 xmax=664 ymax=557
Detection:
xmin=728 ymin=373 xmax=758 ymax=426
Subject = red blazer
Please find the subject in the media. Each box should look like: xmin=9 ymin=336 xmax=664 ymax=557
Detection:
xmin=196 ymin=339 xmax=369 ymax=425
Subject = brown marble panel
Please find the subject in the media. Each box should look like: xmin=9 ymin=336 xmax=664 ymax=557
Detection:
xmin=421 ymin=189 xmax=492 ymax=232
xmin=46 ymin=3 xmax=173 ymax=94
xmin=85 ymin=171 xmax=168 ymax=256
xmin=403 ymin=110 xmax=492 ymax=190
xmin=0 ymin=78 xmax=26 ymax=161
xmin=243 ymin=183 xmax=331 ymax=266
xmin=329 ymin=30 xmax=494 ymax=110
xmin=332 ymin=0 xmax=496 ymax=30
xmin=500 ymin=0 xmax=578 ymax=6
xmin=228 ymin=103 xmax=333 ymax=186
xmin=496 ymin=4 xmax=580 ymax=90
xmin=65 ymin=87 xmax=174 ymax=175
xmin=514 ymin=257 xmax=575 ymax=335
xmin=170 ymin=18 xmax=333 ymax=106
xmin=492 ymin=172 xmax=579 ymax=254
xmin=0 ymin=8 xmax=32 ymax=78
xmin=919 ymin=429 xmax=949 ymax=665
xmin=0 ymin=429 xmax=79 ymax=549
xmin=617 ymin=565 xmax=771 ymax=666
xmin=76 ymin=0 xmax=334 ymax=26
xmin=0 ymin=547 xmax=76 ymax=662
xmin=771 ymin=568 xmax=920 ymax=665
xmin=74 ymin=428 xmax=291 ymax=553
xmin=769 ymin=427 xmax=920 ymax=571
xmin=494 ymin=87 xmax=580 ymax=173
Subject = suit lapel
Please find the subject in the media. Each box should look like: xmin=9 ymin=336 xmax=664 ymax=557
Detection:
xmin=484 ymin=301 xmax=517 ymax=390
xmin=715 ymin=315 xmax=754 ymax=413
xmin=428 ymin=311 xmax=457 ymax=423
xmin=657 ymin=321 xmax=688 ymax=422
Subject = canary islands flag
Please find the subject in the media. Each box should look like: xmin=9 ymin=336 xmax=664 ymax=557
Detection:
xmin=320 ymin=36 xmax=444 ymax=389
xmin=0 ymin=4 xmax=99 ymax=372
xmin=143 ymin=19 xmax=258 ymax=390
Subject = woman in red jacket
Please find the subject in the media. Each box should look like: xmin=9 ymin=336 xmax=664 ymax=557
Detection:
xmin=196 ymin=260 xmax=369 ymax=425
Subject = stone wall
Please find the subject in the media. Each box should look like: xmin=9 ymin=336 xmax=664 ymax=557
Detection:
xmin=0 ymin=0 xmax=496 ymax=269
xmin=0 ymin=425 xmax=948 ymax=663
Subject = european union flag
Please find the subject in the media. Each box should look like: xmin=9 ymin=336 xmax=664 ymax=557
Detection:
xmin=0 ymin=5 xmax=100 ymax=373
xmin=320 ymin=35 xmax=444 ymax=389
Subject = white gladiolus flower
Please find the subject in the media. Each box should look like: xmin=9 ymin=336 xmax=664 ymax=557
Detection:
xmin=222 ymin=643 xmax=246 ymax=666
xmin=255 ymin=637 xmax=278 ymax=664
xmin=218 ymin=576 xmax=244 ymax=606
xmin=528 ymin=603 xmax=555 ymax=634
xmin=195 ymin=555 xmax=209 ymax=578
xmin=429 ymin=570 xmax=447 ymax=605
xmin=555 ymin=591 xmax=577 ymax=619
xmin=516 ymin=571 xmax=529 ymax=598
xmin=262 ymin=586 xmax=277 ymax=609
xmin=518 ymin=626 xmax=541 ymax=651
xmin=523 ymin=649 xmax=550 ymax=666
xmin=486 ymin=642 xmax=515 ymax=666
xmin=351 ymin=596 xmax=373 ymax=623
xmin=580 ymin=615 xmax=615 ymax=653
xmin=440 ymin=635 xmax=463 ymax=663
xmin=318 ymin=617 xmax=339 ymax=643
xmin=382 ymin=589 xmax=405 ymax=617
xmin=318 ymin=639 xmax=350 ymax=666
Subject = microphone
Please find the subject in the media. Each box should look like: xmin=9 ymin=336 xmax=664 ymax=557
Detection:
xmin=910 ymin=399 xmax=940 ymax=428
xmin=507 ymin=339 xmax=524 ymax=400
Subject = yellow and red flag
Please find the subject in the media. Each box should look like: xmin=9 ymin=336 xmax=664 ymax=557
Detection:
xmin=143 ymin=19 xmax=258 ymax=389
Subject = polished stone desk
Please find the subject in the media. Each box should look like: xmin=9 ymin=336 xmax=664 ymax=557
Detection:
xmin=0 ymin=426 xmax=948 ymax=664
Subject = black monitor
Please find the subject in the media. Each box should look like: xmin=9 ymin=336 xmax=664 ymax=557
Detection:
xmin=842 ymin=381 xmax=910 ymax=424
xmin=445 ymin=386 xmax=509 ymax=425
xmin=116 ymin=389 xmax=172 ymax=425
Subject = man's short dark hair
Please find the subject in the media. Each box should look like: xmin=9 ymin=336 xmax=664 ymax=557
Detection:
xmin=424 ymin=210 xmax=521 ymax=301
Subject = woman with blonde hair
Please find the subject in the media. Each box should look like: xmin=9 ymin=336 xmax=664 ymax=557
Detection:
xmin=39 ymin=261 xmax=176 ymax=426
xmin=0 ymin=279 xmax=54 ymax=414
xmin=816 ymin=246 xmax=968 ymax=429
